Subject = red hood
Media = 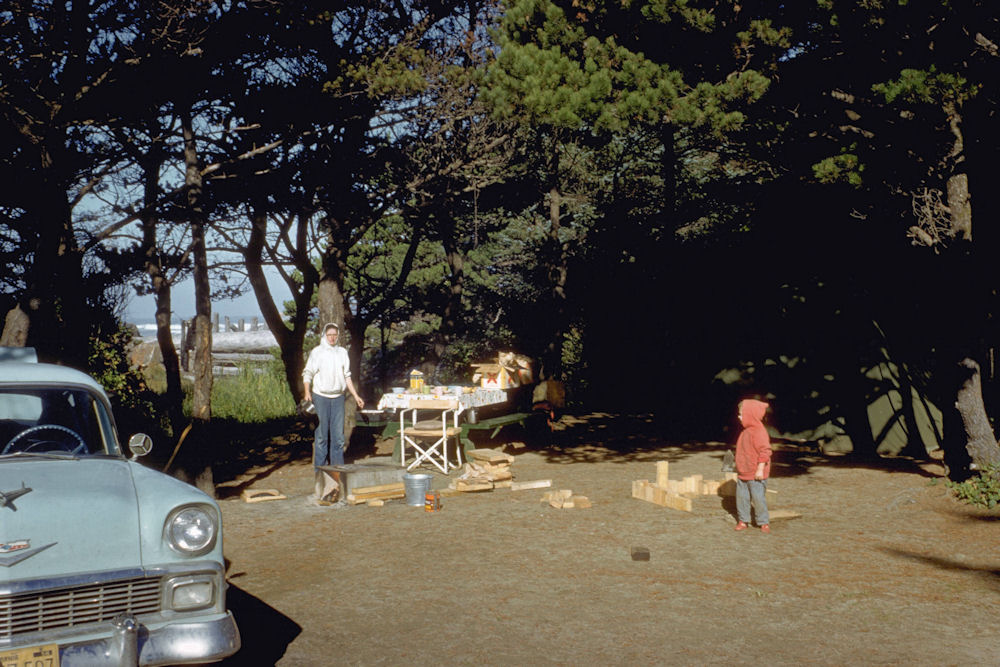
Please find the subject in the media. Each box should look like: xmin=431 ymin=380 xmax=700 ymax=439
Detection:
xmin=739 ymin=399 xmax=769 ymax=428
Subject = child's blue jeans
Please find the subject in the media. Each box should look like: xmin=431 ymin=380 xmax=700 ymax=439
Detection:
xmin=736 ymin=478 xmax=769 ymax=526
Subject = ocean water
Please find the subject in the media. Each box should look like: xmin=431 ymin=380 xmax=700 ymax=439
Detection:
xmin=129 ymin=318 xmax=277 ymax=350
xmin=134 ymin=322 xmax=182 ymax=335
xmin=130 ymin=314 xmax=267 ymax=340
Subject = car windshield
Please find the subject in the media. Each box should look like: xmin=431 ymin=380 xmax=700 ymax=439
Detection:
xmin=0 ymin=387 xmax=117 ymax=457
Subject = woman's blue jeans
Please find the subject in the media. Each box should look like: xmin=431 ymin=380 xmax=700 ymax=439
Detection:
xmin=312 ymin=394 xmax=345 ymax=470
xmin=736 ymin=478 xmax=769 ymax=526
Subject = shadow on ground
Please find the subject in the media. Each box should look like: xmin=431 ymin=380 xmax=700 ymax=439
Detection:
xmin=216 ymin=583 xmax=302 ymax=665
xmin=200 ymin=410 xmax=947 ymax=497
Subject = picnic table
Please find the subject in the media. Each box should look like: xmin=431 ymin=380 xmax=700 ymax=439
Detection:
xmin=371 ymin=388 xmax=540 ymax=462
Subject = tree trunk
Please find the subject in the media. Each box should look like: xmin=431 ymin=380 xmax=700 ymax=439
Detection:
xmin=944 ymin=101 xmax=971 ymax=241
xmin=182 ymin=111 xmax=212 ymax=423
xmin=140 ymin=153 xmax=184 ymax=427
xmin=27 ymin=160 xmax=87 ymax=366
xmin=317 ymin=225 xmax=357 ymax=446
xmin=439 ymin=210 xmax=466 ymax=340
xmin=180 ymin=108 xmax=214 ymax=498
xmin=955 ymin=358 xmax=1000 ymax=470
xmin=0 ymin=304 xmax=30 ymax=347
xmin=540 ymin=185 xmax=568 ymax=380
xmin=947 ymin=173 xmax=972 ymax=241
xmin=317 ymin=273 xmax=346 ymax=331
xmin=245 ymin=207 xmax=312 ymax=403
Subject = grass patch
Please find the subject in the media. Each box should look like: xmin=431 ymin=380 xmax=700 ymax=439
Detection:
xmin=183 ymin=361 xmax=297 ymax=422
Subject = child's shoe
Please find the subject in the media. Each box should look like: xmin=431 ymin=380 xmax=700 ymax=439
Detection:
xmin=760 ymin=524 xmax=771 ymax=534
xmin=734 ymin=521 xmax=748 ymax=531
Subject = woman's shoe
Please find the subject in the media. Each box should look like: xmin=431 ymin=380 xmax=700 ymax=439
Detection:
xmin=760 ymin=524 xmax=771 ymax=534
xmin=734 ymin=521 xmax=748 ymax=531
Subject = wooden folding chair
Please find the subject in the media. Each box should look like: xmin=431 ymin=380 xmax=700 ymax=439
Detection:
xmin=399 ymin=399 xmax=463 ymax=474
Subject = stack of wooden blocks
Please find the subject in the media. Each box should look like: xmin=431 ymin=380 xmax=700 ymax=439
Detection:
xmin=632 ymin=461 xmax=776 ymax=512
xmin=448 ymin=449 xmax=515 ymax=492
xmin=541 ymin=488 xmax=591 ymax=509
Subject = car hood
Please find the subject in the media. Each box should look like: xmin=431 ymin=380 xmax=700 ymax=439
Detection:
xmin=0 ymin=457 xmax=140 ymax=584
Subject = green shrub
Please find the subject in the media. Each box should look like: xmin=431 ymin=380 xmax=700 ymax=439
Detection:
xmin=89 ymin=325 xmax=171 ymax=437
xmin=183 ymin=361 xmax=296 ymax=422
xmin=947 ymin=464 xmax=1000 ymax=509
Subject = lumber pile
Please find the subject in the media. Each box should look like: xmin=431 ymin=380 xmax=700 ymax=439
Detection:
xmin=448 ymin=448 xmax=515 ymax=492
xmin=631 ymin=461 xmax=778 ymax=512
xmin=345 ymin=482 xmax=406 ymax=506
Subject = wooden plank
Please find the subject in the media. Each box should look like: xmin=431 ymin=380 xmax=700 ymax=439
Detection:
xmin=681 ymin=474 xmax=703 ymax=494
xmin=241 ymin=488 xmax=287 ymax=503
xmin=511 ymin=479 xmax=552 ymax=491
xmin=655 ymin=461 xmax=670 ymax=488
xmin=404 ymin=427 xmax=461 ymax=437
xmin=463 ymin=413 xmax=529 ymax=429
xmin=768 ymin=509 xmax=801 ymax=521
xmin=349 ymin=488 xmax=406 ymax=500
xmin=488 ymin=469 xmax=513 ymax=482
xmin=570 ymin=495 xmax=592 ymax=509
xmin=351 ymin=482 xmax=405 ymax=495
xmin=406 ymin=399 xmax=459 ymax=409
xmin=346 ymin=491 xmax=405 ymax=505
xmin=661 ymin=493 xmax=693 ymax=512
xmin=467 ymin=448 xmax=515 ymax=463
xmin=643 ymin=483 xmax=655 ymax=503
xmin=453 ymin=480 xmax=494 ymax=492
xmin=632 ymin=480 xmax=692 ymax=511
xmin=651 ymin=484 xmax=668 ymax=506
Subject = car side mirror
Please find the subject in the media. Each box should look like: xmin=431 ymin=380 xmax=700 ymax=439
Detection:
xmin=128 ymin=433 xmax=153 ymax=459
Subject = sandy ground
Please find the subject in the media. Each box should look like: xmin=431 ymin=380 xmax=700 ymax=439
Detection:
xmin=213 ymin=413 xmax=1000 ymax=666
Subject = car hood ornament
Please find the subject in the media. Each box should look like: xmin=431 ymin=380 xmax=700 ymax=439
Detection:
xmin=0 ymin=482 xmax=32 ymax=511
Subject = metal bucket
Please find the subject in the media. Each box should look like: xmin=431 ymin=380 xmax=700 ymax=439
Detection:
xmin=403 ymin=473 xmax=432 ymax=506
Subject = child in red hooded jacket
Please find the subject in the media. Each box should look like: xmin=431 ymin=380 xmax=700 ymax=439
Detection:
xmin=733 ymin=399 xmax=772 ymax=533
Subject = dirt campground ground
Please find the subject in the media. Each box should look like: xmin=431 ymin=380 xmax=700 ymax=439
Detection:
xmin=211 ymin=413 xmax=1000 ymax=667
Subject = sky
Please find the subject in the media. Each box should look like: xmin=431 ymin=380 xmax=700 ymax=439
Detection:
xmin=123 ymin=271 xmax=292 ymax=325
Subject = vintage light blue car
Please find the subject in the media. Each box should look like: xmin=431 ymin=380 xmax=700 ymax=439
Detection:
xmin=0 ymin=348 xmax=240 ymax=666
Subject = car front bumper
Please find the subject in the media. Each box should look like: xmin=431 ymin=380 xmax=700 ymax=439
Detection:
xmin=54 ymin=610 xmax=240 ymax=666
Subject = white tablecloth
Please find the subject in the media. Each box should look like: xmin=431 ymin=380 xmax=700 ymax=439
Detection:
xmin=377 ymin=388 xmax=508 ymax=412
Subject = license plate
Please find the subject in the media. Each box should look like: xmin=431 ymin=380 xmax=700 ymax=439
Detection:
xmin=0 ymin=644 xmax=59 ymax=667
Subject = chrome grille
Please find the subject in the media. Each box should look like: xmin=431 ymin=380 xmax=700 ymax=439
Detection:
xmin=0 ymin=577 xmax=162 ymax=639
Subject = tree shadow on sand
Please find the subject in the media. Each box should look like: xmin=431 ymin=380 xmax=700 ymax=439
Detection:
xmin=493 ymin=411 xmax=950 ymax=484
xmin=878 ymin=547 xmax=1000 ymax=593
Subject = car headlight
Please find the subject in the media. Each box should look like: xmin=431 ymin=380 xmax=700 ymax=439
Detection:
xmin=165 ymin=505 xmax=218 ymax=556
xmin=166 ymin=575 xmax=217 ymax=611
